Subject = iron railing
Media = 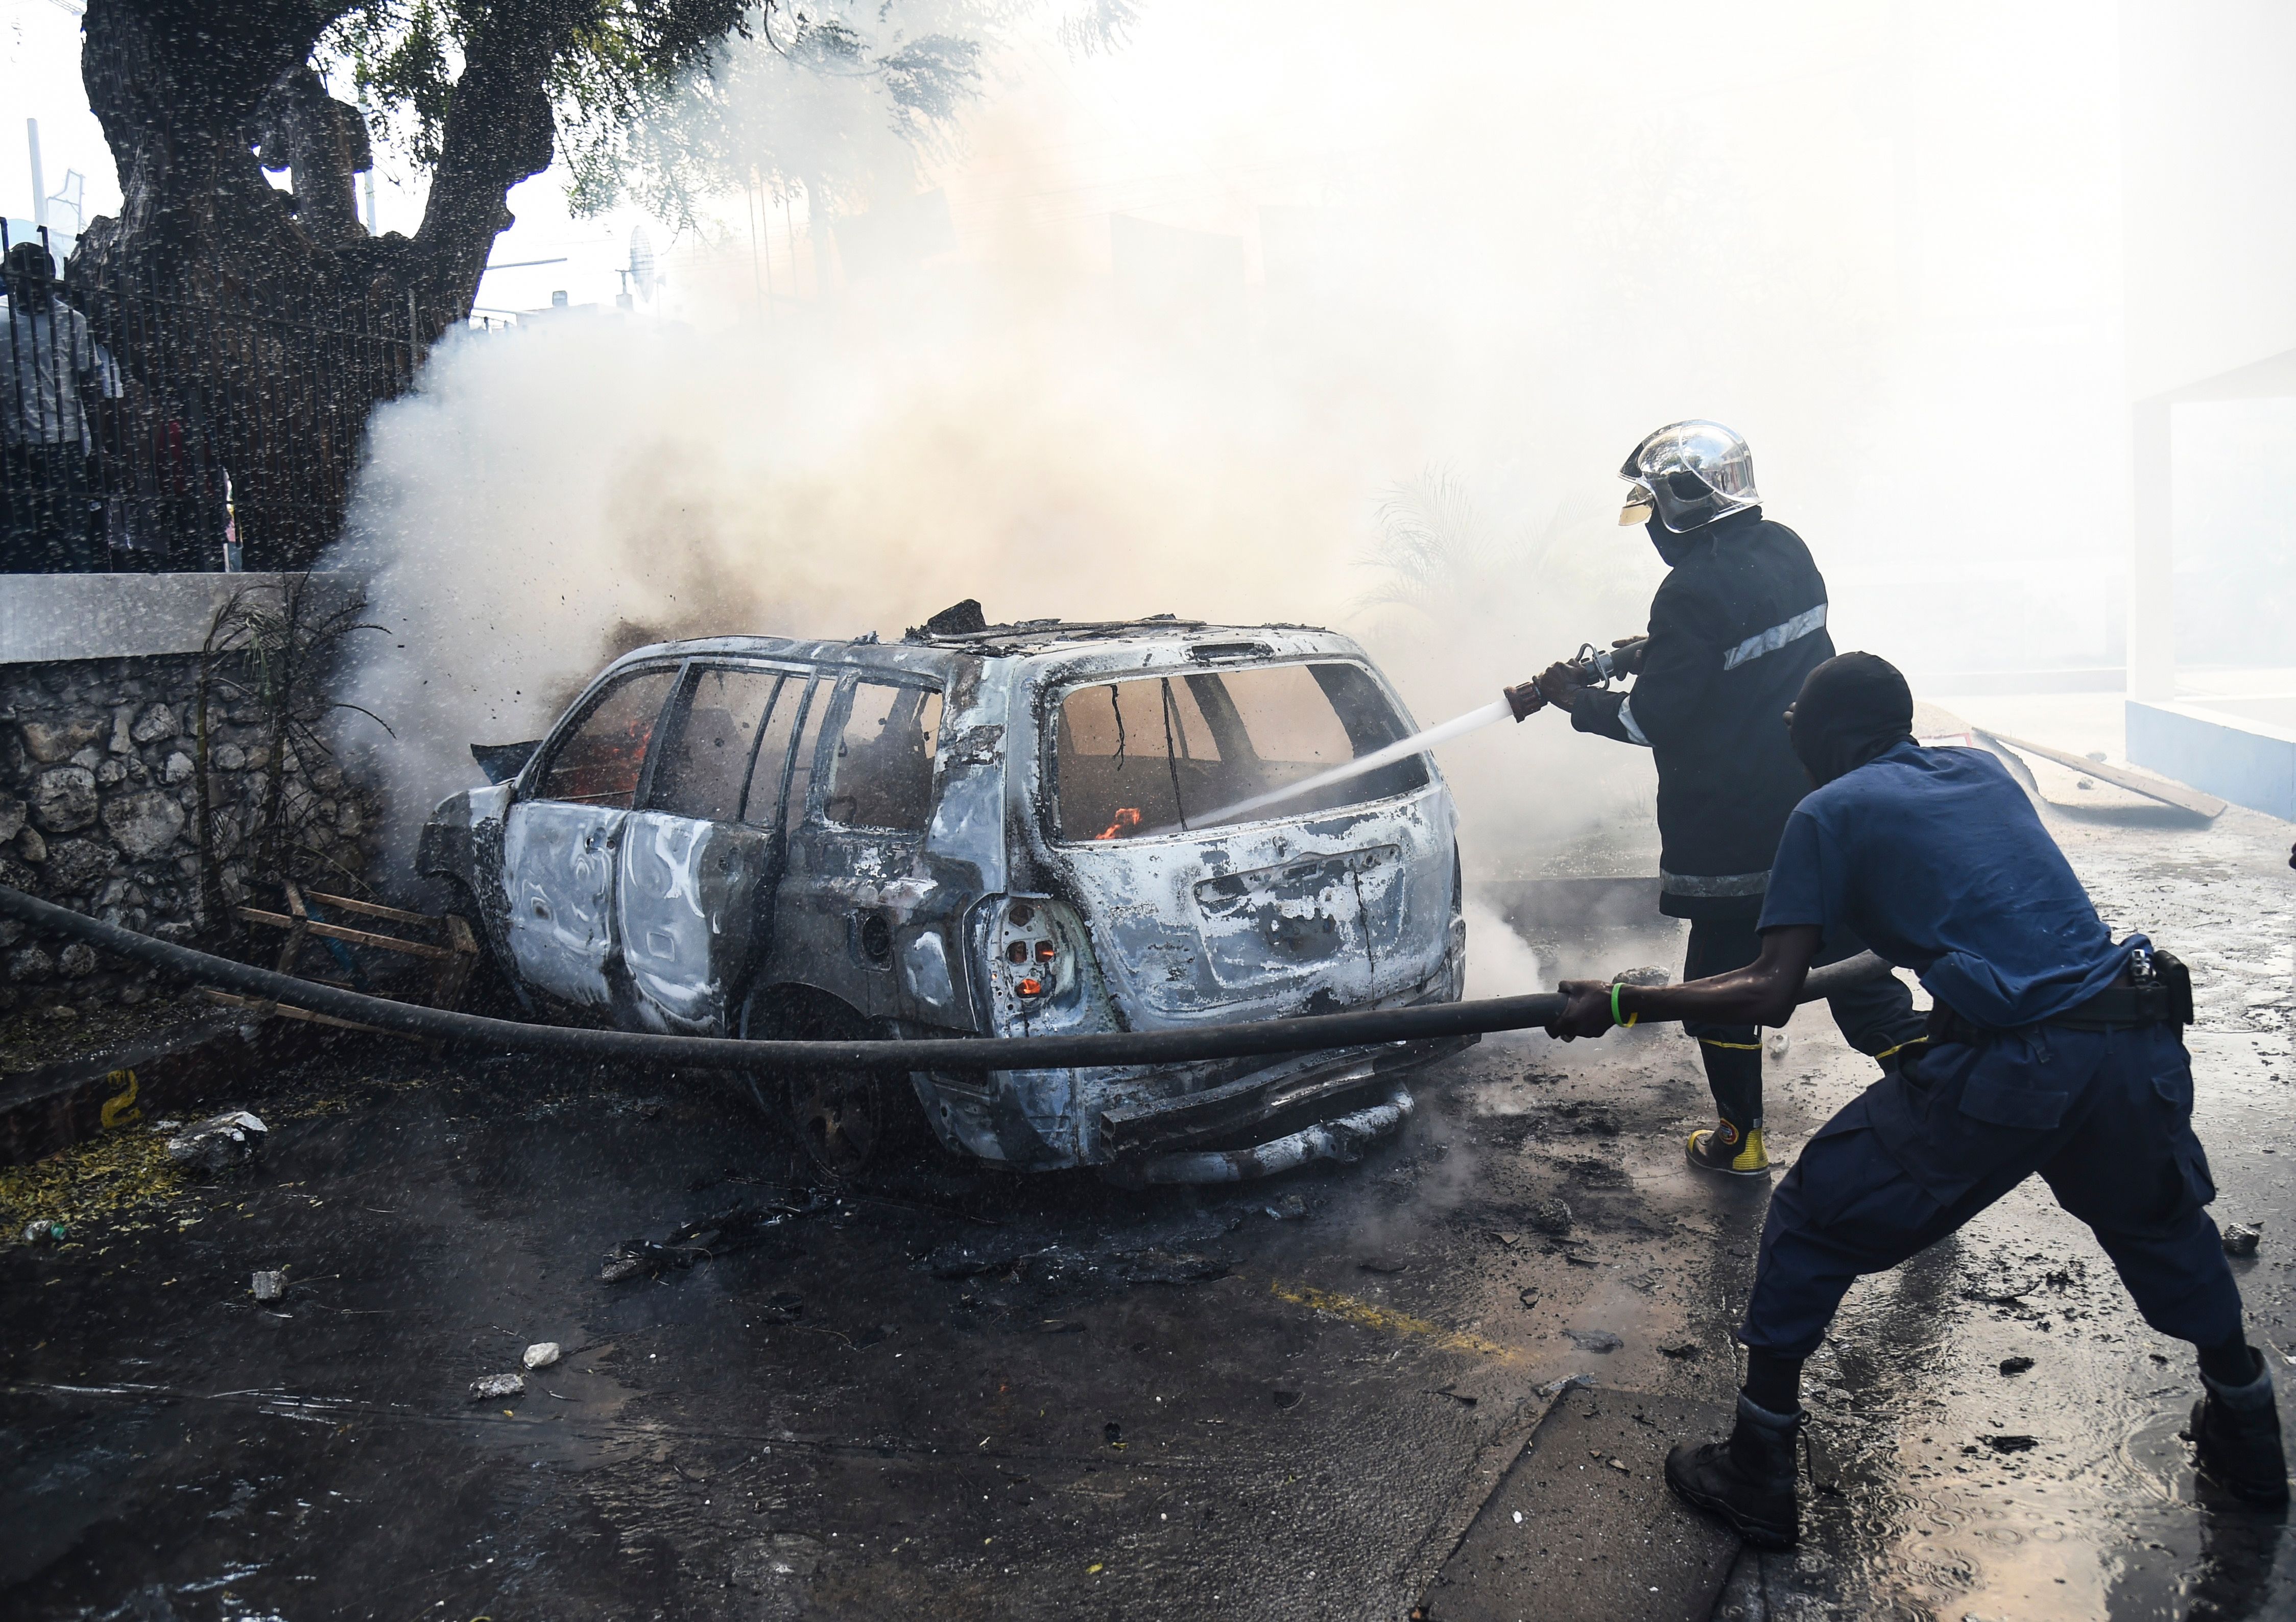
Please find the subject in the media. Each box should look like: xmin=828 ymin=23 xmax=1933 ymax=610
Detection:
xmin=0 ymin=221 xmax=424 ymax=574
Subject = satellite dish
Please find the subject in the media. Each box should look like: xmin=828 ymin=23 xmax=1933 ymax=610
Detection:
xmin=628 ymin=226 xmax=656 ymax=300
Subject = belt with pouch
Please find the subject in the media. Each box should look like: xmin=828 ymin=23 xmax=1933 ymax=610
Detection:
xmin=1925 ymin=946 xmax=2194 ymax=1046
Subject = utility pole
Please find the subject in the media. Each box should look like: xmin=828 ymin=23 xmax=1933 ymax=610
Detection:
xmin=27 ymin=118 xmax=46 ymax=230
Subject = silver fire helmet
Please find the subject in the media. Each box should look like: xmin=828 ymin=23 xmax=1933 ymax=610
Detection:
xmin=1617 ymin=420 xmax=1760 ymax=533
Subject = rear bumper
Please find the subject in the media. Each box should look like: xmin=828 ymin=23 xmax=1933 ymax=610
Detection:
xmin=1095 ymin=1033 xmax=1470 ymax=1155
xmin=1102 ymin=1081 xmax=1419 ymax=1186
xmin=913 ymin=945 xmax=1471 ymax=1173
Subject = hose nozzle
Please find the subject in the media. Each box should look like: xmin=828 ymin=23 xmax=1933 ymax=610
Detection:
xmin=1504 ymin=681 xmax=1545 ymax=722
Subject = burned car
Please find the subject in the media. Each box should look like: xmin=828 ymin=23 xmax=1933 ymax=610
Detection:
xmin=417 ymin=612 xmax=1468 ymax=1182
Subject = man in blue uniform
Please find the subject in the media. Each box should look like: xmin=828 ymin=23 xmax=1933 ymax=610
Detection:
xmin=1537 ymin=422 xmax=1925 ymax=1178
xmin=1545 ymin=651 xmax=2286 ymax=1546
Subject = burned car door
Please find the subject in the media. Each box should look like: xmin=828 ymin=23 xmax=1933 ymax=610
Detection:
xmin=499 ymin=665 xmax=680 ymax=1008
xmin=615 ymin=664 xmax=796 ymax=1032
xmin=776 ymin=674 xmax=944 ymax=1019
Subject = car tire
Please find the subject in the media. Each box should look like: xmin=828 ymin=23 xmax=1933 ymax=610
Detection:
xmin=738 ymin=984 xmax=920 ymax=1177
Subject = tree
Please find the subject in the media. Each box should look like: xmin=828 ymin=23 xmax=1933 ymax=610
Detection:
xmin=66 ymin=0 xmax=1076 ymax=567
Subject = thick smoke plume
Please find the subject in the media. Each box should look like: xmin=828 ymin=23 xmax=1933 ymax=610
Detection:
xmin=329 ymin=1 xmax=2141 ymax=900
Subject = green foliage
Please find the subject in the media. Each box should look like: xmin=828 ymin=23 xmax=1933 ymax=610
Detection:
xmin=321 ymin=1 xmax=754 ymax=173
xmin=557 ymin=5 xmax=993 ymax=228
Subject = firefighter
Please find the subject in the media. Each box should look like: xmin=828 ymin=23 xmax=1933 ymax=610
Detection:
xmin=1544 ymin=651 xmax=2287 ymax=1545
xmin=1535 ymin=421 xmax=1925 ymax=1177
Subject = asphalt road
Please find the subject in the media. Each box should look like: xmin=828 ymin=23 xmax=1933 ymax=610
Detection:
xmin=4 ymin=791 xmax=2291 ymax=1620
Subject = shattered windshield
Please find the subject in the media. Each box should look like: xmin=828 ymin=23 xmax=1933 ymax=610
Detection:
xmin=1054 ymin=662 xmax=1428 ymax=841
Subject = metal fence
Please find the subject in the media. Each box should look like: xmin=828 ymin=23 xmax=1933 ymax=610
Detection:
xmin=0 ymin=221 xmax=421 ymax=575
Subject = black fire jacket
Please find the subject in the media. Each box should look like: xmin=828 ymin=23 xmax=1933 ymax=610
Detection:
xmin=1570 ymin=507 xmax=1833 ymax=920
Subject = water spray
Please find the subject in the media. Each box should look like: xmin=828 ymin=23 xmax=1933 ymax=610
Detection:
xmin=1157 ymin=636 xmax=1649 ymax=834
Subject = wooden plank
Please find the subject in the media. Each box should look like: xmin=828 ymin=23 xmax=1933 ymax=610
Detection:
xmin=305 ymin=890 xmax=441 ymax=930
xmin=251 ymin=882 xmax=312 ymax=1025
xmin=1975 ymin=728 xmax=2227 ymax=818
xmin=431 ymin=912 xmax=479 ymax=1011
xmin=233 ymin=907 xmax=457 ymax=961
xmin=199 ymin=988 xmax=388 ymax=1036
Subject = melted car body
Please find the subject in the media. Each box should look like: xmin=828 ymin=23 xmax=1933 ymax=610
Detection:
xmin=417 ymin=618 xmax=1469 ymax=1180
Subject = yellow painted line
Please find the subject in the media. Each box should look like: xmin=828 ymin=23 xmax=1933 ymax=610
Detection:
xmin=1265 ymin=1277 xmax=1521 ymax=1363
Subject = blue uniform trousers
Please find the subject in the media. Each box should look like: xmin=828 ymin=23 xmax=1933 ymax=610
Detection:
xmin=1742 ymin=1020 xmax=2244 ymax=1358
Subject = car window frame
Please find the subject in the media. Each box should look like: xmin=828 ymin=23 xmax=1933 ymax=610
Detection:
xmin=638 ymin=658 xmax=816 ymax=824
xmin=817 ymin=669 xmax=948 ymax=835
xmin=1042 ymin=656 xmax=1424 ymax=845
xmin=519 ymin=658 xmax=687 ymax=810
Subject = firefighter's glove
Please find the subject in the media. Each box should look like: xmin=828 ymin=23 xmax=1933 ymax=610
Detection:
xmin=1544 ymin=979 xmax=1618 ymax=1041
xmin=1534 ymin=661 xmax=1591 ymax=711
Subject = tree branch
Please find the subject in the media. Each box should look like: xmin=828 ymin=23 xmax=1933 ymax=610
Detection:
xmin=412 ymin=0 xmax=588 ymax=334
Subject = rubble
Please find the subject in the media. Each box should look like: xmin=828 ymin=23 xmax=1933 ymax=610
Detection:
xmin=2222 ymin=1223 xmax=2263 ymax=1257
xmin=602 ymin=1191 xmax=836 ymax=1283
xmin=1999 ymin=1355 xmax=2035 ymax=1375
xmin=1563 ymin=1328 xmax=1622 ymax=1353
xmin=523 ymin=1341 xmax=561 ymax=1370
xmin=1530 ymin=1197 xmax=1573 ymax=1236
xmin=250 ymin=1269 xmax=286 ymax=1301
xmin=923 ymin=1221 xmax=1236 ymax=1289
xmin=164 ymin=1110 xmax=267 ymax=1175
xmin=469 ymin=1373 xmax=525 ymax=1401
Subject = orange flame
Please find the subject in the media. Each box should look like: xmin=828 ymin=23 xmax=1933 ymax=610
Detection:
xmin=1094 ymin=807 xmax=1143 ymax=841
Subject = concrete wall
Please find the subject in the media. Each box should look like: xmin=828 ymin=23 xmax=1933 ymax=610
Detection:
xmin=2126 ymin=700 xmax=2296 ymax=823
xmin=2120 ymin=4 xmax=2296 ymax=699
xmin=0 ymin=573 xmax=358 ymax=664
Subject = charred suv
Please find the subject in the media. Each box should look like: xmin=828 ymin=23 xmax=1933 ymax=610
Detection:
xmin=417 ymin=613 xmax=1469 ymax=1182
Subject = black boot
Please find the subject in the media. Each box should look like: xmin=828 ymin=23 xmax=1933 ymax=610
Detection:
xmin=1665 ymin=1393 xmax=1803 ymax=1548
xmin=2191 ymin=1348 xmax=2290 ymax=1506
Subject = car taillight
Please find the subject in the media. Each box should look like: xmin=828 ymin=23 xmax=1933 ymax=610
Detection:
xmin=989 ymin=896 xmax=1080 ymax=1017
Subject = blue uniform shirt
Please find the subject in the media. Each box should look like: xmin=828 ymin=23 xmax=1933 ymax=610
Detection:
xmin=1758 ymin=742 xmax=2138 ymax=1028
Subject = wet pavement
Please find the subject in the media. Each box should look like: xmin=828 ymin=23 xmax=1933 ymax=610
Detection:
xmin=4 ymin=777 xmax=2292 ymax=1619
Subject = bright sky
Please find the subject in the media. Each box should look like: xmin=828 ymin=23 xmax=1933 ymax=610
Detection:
xmin=1 ymin=0 xmax=110 ymax=234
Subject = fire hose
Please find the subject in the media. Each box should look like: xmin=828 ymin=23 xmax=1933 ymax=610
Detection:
xmin=0 ymin=884 xmax=1895 ymax=1074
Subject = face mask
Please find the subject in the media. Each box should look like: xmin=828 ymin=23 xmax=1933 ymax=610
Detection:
xmin=1647 ymin=515 xmax=1696 ymax=566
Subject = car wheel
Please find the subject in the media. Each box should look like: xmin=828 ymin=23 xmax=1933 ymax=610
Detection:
xmin=739 ymin=985 xmax=913 ymax=1176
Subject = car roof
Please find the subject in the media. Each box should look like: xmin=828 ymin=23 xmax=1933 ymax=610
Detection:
xmin=604 ymin=618 xmax=1360 ymax=676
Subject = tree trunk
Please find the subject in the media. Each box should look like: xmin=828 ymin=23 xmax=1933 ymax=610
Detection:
xmin=69 ymin=1 xmax=576 ymax=568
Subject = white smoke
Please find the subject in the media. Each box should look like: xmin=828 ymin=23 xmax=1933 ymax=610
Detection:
xmin=327 ymin=0 xmax=2149 ymax=888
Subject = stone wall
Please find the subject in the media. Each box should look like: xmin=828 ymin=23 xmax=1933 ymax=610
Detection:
xmin=0 ymin=644 xmax=381 ymax=1018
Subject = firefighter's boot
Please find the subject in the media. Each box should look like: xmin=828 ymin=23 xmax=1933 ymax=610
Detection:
xmin=2191 ymin=1348 xmax=2290 ymax=1506
xmin=1665 ymin=1394 xmax=1804 ymax=1549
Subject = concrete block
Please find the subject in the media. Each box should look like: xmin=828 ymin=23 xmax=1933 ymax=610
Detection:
xmin=0 ymin=573 xmax=357 ymax=664
xmin=2127 ymin=700 xmax=2296 ymax=822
